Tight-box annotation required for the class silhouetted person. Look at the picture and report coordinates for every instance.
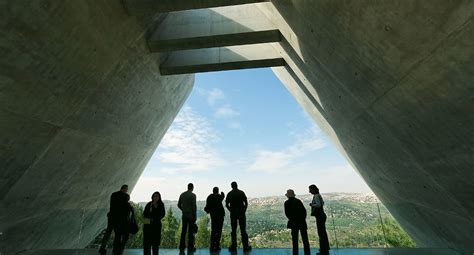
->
[143,191,165,255]
[226,181,251,252]
[284,189,310,255]
[204,187,225,252]
[109,184,132,255]
[309,184,330,255]
[178,183,197,253]
[99,185,128,255]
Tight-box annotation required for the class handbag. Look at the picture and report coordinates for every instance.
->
[129,209,139,234]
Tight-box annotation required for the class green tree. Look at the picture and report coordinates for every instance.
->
[195,216,211,248]
[382,217,416,248]
[162,206,179,248]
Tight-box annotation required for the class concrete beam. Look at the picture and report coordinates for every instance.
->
[122,0,270,15]
[149,29,281,52]
[148,4,278,51]
[160,43,285,75]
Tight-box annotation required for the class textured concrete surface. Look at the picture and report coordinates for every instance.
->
[160,43,285,75]
[257,1,474,254]
[19,248,462,255]
[0,1,193,254]
[122,0,270,15]
[148,5,280,52]
[1,0,473,255]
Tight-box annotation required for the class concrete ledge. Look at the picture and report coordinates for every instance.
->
[149,29,281,52]
[161,57,285,75]
[160,43,285,75]
[122,0,270,15]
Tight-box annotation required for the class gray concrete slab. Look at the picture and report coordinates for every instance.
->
[122,0,270,15]
[160,43,285,75]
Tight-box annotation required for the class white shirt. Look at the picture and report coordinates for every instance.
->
[311,194,324,208]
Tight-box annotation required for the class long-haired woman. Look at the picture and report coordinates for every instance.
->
[143,191,165,255]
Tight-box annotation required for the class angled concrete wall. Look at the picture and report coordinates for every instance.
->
[0,1,193,254]
[1,0,473,254]
[257,1,474,253]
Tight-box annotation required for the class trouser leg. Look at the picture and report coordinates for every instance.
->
[152,244,159,255]
[239,214,249,248]
[143,236,151,255]
[230,215,238,248]
[300,228,311,255]
[291,228,299,255]
[179,219,189,250]
[316,213,330,253]
[210,218,216,249]
[216,217,224,248]
[188,221,195,250]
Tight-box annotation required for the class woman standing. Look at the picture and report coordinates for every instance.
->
[309,184,330,255]
[143,191,165,255]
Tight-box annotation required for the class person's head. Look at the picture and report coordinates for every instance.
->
[187,183,194,191]
[151,191,161,203]
[308,184,319,195]
[285,189,296,198]
[120,184,129,193]
[213,187,219,194]
[231,181,238,189]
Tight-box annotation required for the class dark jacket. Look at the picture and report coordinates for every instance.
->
[204,193,225,218]
[284,197,308,230]
[109,191,131,224]
[143,201,165,243]
[226,189,248,216]
[143,201,165,226]
[178,190,197,219]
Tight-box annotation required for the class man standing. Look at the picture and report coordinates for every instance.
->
[309,184,330,255]
[204,187,225,252]
[108,184,132,255]
[178,183,197,253]
[284,189,310,255]
[226,181,251,252]
[99,185,129,254]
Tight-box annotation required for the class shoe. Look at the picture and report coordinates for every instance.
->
[98,248,107,255]
[243,246,252,252]
[228,247,237,252]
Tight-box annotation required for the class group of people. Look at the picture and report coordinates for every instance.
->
[98,182,330,255]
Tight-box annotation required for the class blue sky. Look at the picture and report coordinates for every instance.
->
[131,68,372,202]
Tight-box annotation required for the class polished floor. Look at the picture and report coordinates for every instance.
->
[20,248,461,255]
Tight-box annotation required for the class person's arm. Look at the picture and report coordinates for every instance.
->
[284,201,290,219]
[300,200,307,218]
[204,196,210,214]
[177,194,183,211]
[225,193,231,211]
[243,192,248,211]
[158,203,165,220]
[143,203,151,219]
[192,194,197,222]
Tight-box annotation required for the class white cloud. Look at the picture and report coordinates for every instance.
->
[207,88,225,106]
[215,105,240,118]
[156,106,225,173]
[228,122,242,129]
[247,125,326,173]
